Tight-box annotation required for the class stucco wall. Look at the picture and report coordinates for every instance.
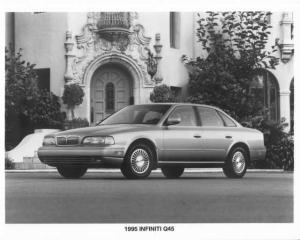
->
[5,12,14,48]
[137,12,194,90]
[14,12,68,97]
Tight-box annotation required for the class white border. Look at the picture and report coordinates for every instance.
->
[1,0,299,240]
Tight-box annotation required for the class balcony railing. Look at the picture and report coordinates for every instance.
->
[97,12,131,33]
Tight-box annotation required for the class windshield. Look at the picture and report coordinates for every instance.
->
[99,104,172,125]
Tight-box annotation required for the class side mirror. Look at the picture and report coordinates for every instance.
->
[166,116,181,126]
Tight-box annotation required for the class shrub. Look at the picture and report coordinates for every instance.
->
[243,117,294,170]
[150,84,175,103]
[63,118,89,130]
[62,84,84,119]
[28,89,65,129]
[5,156,15,170]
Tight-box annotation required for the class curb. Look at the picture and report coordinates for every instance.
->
[5,168,286,173]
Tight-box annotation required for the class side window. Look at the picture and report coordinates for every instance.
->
[167,106,197,126]
[142,111,163,124]
[218,111,237,127]
[197,107,224,127]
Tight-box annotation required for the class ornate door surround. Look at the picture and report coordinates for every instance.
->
[62,12,164,122]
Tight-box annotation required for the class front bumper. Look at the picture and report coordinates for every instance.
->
[38,146,126,167]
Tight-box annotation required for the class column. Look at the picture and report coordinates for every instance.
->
[279,90,291,132]
[153,33,163,84]
[64,31,75,83]
[279,12,294,63]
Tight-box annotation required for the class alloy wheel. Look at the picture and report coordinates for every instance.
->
[130,148,150,174]
[232,151,246,174]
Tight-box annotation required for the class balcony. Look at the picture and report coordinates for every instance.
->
[96,12,132,39]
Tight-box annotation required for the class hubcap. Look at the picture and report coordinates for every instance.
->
[130,148,150,174]
[232,151,246,174]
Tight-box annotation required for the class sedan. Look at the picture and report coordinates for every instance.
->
[38,103,266,179]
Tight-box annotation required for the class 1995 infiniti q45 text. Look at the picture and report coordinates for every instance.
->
[38,103,266,179]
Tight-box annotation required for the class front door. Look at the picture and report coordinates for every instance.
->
[162,106,201,162]
[91,65,131,124]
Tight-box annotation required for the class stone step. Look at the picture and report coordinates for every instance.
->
[32,156,43,163]
[18,154,54,169]
[23,157,34,163]
[14,162,55,170]
[23,155,43,164]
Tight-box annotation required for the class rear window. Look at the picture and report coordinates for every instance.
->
[218,111,237,127]
[197,107,224,127]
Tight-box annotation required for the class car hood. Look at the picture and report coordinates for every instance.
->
[50,124,155,137]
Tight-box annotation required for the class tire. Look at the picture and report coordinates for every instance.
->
[223,147,248,178]
[161,166,184,179]
[121,144,154,179]
[57,166,87,179]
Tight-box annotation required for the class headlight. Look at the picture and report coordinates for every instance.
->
[43,136,56,146]
[82,136,115,145]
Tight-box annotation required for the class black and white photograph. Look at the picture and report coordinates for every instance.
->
[1,0,299,239]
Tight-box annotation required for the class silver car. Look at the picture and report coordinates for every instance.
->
[38,103,266,179]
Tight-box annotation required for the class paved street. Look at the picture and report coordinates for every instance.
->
[5,171,293,223]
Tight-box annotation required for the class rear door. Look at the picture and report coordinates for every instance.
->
[195,107,234,161]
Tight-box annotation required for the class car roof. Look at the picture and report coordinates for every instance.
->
[135,103,223,111]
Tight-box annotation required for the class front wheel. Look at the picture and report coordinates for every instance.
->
[223,147,248,178]
[121,144,154,179]
[57,166,87,179]
[161,166,184,179]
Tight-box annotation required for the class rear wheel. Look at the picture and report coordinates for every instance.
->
[57,166,87,179]
[161,166,184,179]
[223,147,248,178]
[121,144,154,179]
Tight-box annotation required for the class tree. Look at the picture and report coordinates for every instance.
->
[5,46,39,150]
[5,46,65,150]
[62,84,85,119]
[5,46,39,117]
[182,11,279,121]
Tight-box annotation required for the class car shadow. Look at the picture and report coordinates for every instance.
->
[6,172,260,181]
[69,173,230,181]
[22,173,227,181]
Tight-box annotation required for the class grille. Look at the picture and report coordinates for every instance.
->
[56,136,80,146]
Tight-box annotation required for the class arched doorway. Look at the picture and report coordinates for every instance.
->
[250,69,280,121]
[90,64,133,124]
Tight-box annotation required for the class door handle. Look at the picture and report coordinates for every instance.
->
[225,136,232,139]
[193,135,202,138]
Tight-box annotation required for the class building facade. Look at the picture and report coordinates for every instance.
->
[5,12,294,129]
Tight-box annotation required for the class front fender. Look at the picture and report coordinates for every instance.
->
[112,130,163,157]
